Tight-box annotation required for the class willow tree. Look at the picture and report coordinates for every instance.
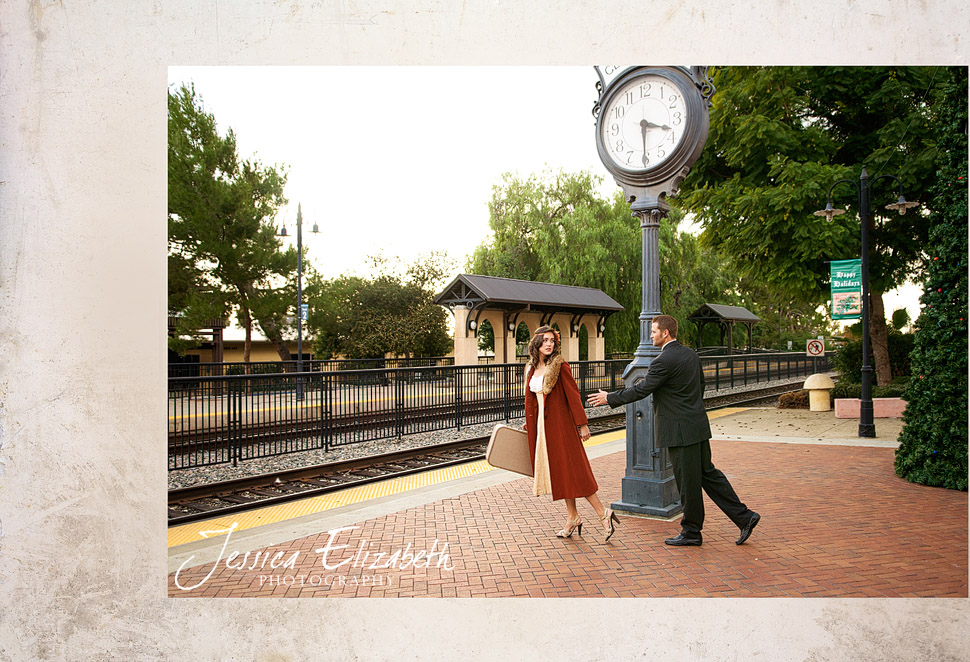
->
[468,170,736,354]
[467,170,641,354]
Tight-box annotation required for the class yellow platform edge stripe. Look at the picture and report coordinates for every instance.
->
[168,408,747,548]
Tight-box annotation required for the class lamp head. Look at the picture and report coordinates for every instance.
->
[813,202,846,223]
[886,195,919,216]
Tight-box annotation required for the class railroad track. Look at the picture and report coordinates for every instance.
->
[704,382,803,409]
[169,382,797,527]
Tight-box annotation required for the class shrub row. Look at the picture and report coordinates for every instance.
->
[775,378,911,410]
[830,378,910,400]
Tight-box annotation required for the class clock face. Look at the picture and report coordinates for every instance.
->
[599,73,689,172]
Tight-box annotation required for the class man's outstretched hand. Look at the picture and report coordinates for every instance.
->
[587,390,610,407]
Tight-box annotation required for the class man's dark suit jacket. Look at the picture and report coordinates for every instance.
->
[605,340,711,448]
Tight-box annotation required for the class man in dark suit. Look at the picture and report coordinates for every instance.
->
[587,315,760,546]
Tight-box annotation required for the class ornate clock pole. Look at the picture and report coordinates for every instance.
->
[592,66,716,516]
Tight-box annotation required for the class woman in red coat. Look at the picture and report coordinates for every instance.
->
[525,325,619,541]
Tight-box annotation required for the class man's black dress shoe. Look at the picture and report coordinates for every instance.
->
[736,512,761,545]
[664,533,702,546]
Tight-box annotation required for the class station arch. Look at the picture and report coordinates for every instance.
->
[515,321,532,360]
[477,319,495,359]
[578,321,590,361]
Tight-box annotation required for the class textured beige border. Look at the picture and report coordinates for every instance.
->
[1,2,968,659]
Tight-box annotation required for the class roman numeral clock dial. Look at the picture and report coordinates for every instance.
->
[600,73,687,172]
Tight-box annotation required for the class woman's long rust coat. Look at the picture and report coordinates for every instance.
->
[525,356,598,500]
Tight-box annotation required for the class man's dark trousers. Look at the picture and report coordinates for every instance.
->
[668,439,751,538]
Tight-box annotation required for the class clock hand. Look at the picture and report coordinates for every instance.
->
[640,120,648,165]
[641,119,672,131]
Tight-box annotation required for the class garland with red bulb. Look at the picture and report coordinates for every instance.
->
[894,67,968,490]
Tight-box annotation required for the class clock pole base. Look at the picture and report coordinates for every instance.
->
[612,474,682,518]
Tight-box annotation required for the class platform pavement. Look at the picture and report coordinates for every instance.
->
[168,407,967,598]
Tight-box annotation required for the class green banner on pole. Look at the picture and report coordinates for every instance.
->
[831,259,862,320]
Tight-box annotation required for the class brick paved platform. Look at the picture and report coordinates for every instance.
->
[168,409,968,598]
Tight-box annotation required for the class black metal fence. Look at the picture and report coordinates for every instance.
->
[168,352,830,470]
[701,351,831,391]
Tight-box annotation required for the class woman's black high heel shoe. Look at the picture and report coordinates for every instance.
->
[601,508,620,542]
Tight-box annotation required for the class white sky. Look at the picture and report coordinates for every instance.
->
[168,66,923,333]
[169,66,615,280]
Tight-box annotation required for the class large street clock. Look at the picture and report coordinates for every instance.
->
[594,66,714,208]
[592,65,716,518]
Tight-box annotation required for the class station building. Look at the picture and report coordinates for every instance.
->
[167,316,312,366]
[434,274,624,365]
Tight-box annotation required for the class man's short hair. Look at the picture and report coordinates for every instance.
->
[653,314,678,339]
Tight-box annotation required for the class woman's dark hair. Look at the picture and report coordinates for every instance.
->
[528,325,561,368]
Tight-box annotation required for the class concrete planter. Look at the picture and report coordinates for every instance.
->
[834,397,907,419]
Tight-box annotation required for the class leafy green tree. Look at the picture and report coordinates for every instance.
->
[678,66,949,384]
[306,253,453,359]
[895,68,968,490]
[168,82,297,361]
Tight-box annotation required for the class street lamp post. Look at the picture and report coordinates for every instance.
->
[815,167,917,437]
[776,305,783,351]
[279,202,319,400]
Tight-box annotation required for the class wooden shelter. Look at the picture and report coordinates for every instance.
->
[687,303,761,354]
[434,274,624,364]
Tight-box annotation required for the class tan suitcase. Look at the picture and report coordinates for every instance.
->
[485,424,533,477]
